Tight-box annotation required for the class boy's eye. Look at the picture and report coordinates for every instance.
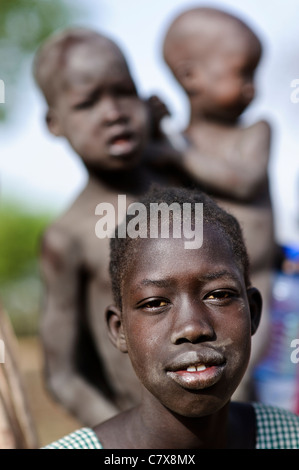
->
[73,98,95,110]
[139,299,169,310]
[205,290,235,301]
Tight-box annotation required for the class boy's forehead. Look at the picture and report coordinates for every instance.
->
[167,9,251,40]
[124,224,243,282]
[64,40,127,72]
[165,10,260,64]
[56,40,130,90]
[169,35,259,73]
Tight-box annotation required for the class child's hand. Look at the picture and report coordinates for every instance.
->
[145,94,171,140]
[143,95,185,170]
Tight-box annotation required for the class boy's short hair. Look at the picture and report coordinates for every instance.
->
[109,185,251,308]
[33,27,126,105]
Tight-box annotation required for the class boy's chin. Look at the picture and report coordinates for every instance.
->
[195,104,246,123]
[109,152,142,170]
[85,154,141,172]
[213,105,247,122]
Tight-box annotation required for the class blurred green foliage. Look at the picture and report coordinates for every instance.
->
[0,1,89,331]
[0,203,54,335]
[0,203,51,282]
[0,0,82,120]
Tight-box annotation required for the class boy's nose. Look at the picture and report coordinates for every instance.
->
[101,96,129,125]
[170,301,215,345]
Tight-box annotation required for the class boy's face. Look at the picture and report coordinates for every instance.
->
[110,224,261,417]
[175,37,259,121]
[47,40,149,170]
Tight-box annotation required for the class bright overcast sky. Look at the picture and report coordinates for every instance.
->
[0,0,298,245]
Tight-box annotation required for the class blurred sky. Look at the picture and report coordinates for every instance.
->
[0,0,299,245]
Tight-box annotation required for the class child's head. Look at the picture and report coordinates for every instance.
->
[106,186,262,417]
[163,7,262,122]
[33,28,149,171]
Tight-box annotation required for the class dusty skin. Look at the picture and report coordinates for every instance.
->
[162,7,276,400]
[35,28,173,426]
[94,221,262,449]
[42,187,299,449]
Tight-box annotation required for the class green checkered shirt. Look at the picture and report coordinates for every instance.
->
[43,427,103,449]
[43,403,299,449]
[253,402,299,449]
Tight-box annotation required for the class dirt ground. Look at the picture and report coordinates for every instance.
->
[17,335,81,448]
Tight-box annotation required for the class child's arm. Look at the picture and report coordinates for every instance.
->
[142,95,184,169]
[39,227,118,426]
[146,94,171,141]
[175,120,272,201]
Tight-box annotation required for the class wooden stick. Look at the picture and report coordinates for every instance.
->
[0,303,38,448]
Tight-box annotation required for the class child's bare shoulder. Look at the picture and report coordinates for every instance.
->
[41,179,107,257]
[243,119,271,139]
[242,119,271,144]
[93,408,136,449]
[41,210,84,269]
[41,176,124,272]
[239,119,271,162]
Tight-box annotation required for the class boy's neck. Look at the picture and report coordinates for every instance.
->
[135,401,231,449]
[94,391,256,449]
[125,400,255,449]
[86,163,154,195]
[95,401,231,449]
[189,109,240,129]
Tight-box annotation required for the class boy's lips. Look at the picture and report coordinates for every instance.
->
[166,350,226,391]
[108,131,138,157]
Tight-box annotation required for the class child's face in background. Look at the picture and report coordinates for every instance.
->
[191,48,256,121]
[48,40,149,171]
[117,224,261,417]
[173,34,260,122]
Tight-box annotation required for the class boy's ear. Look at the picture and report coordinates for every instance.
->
[247,287,262,336]
[106,305,128,353]
[46,108,63,136]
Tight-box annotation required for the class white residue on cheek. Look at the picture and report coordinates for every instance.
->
[217,338,233,349]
